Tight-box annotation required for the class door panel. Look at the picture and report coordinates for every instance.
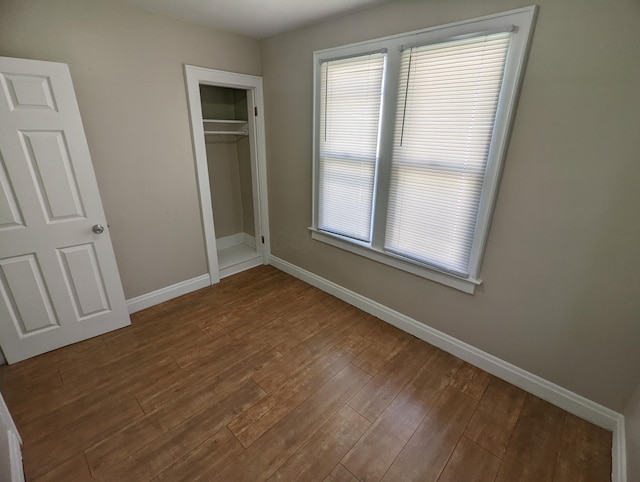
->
[0,254,58,334]
[0,154,23,228]
[21,130,85,221]
[0,56,130,363]
[57,243,110,318]
[2,73,57,111]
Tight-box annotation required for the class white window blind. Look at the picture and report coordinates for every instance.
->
[385,33,511,276]
[318,52,385,242]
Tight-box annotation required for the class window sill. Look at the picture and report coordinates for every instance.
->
[309,228,481,294]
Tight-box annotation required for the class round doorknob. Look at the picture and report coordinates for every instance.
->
[92,224,105,234]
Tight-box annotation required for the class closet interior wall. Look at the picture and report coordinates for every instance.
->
[200,85,257,271]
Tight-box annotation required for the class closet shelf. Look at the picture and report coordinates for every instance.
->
[204,130,248,136]
[203,119,248,124]
[202,119,248,136]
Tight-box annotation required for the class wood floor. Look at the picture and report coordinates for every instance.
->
[0,266,612,481]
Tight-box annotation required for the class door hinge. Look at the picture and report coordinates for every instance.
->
[254,106,258,116]
[261,236,265,244]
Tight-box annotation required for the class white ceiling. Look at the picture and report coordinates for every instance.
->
[112,0,391,39]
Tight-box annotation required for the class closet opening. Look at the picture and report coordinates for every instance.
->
[185,66,270,285]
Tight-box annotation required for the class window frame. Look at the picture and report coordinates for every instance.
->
[311,6,538,294]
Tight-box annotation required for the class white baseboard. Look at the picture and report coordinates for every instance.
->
[217,233,257,250]
[618,420,628,482]
[269,255,627,482]
[126,274,211,314]
[216,233,244,250]
[243,233,256,249]
[219,256,263,280]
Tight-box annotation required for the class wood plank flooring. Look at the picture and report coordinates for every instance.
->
[0,266,612,481]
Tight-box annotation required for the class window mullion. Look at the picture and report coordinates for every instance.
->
[370,48,402,250]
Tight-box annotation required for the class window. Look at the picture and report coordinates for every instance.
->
[318,52,385,242]
[311,7,537,293]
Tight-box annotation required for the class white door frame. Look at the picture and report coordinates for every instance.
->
[184,65,270,285]
[0,393,23,482]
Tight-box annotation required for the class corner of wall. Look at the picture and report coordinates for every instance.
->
[624,383,640,482]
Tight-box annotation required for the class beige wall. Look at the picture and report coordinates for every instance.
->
[206,139,244,239]
[260,0,640,412]
[626,382,640,481]
[0,0,261,298]
[237,137,256,237]
[205,136,255,239]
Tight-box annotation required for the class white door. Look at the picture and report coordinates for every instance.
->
[0,56,130,364]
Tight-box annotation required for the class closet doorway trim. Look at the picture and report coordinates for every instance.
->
[184,65,271,284]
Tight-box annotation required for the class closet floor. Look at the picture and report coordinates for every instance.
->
[218,242,259,269]
[0,266,612,481]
